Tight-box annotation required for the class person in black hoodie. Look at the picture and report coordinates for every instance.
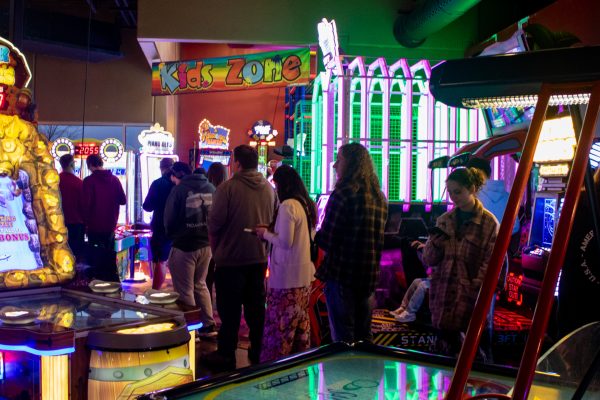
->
[143,157,175,290]
[165,162,217,335]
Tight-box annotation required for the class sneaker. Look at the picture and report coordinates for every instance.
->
[394,310,416,323]
[198,325,218,338]
[202,350,236,371]
[389,307,405,317]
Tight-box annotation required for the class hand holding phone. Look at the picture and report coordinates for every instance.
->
[428,226,449,239]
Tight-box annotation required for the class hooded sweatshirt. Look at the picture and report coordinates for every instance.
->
[478,179,520,235]
[164,174,215,252]
[82,169,126,233]
[208,169,276,266]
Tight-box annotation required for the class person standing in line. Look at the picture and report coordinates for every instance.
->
[164,162,217,337]
[421,167,499,357]
[142,157,175,290]
[205,162,228,298]
[315,142,388,343]
[255,165,316,362]
[207,145,276,369]
[82,154,126,282]
[58,154,85,262]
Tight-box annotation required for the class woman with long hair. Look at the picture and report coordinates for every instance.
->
[421,167,498,356]
[315,142,388,343]
[255,165,316,361]
[207,162,228,188]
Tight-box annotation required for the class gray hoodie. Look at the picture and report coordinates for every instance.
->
[208,169,276,266]
[478,179,520,235]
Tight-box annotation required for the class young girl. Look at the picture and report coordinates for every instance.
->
[421,167,499,343]
[255,165,316,362]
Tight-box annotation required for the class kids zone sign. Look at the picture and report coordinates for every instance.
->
[152,48,310,96]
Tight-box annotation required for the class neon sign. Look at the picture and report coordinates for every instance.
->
[152,48,310,96]
[506,272,523,306]
[198,119,230,149]
[534,116,577,163]
[317,18,342,76]
[248,120,278,145]
[138,123,175,155]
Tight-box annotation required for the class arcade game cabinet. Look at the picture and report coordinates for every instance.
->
[191,119,231,171]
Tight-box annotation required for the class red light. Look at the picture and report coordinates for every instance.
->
[0,93,5,109]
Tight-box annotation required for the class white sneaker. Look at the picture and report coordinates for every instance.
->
[389,307,405,317]
[395,311,416,323]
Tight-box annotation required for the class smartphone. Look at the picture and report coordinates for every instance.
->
[428,226,449,238]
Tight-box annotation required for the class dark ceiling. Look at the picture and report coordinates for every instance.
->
[0,0,557,62]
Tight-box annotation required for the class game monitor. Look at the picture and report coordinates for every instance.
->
[528,193,564,250]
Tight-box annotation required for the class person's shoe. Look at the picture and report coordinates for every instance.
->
[202,350,236,371]
[389,307,405,317]
[197,325,218,339]
[394,310,416,323]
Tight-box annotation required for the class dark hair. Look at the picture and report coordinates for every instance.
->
[466,157,492,178]
[193,167,207,175]
[171,161,192,179]
[447,167,486,192]
[234,145,259,170]
[86,154,103,168]
[59,154,74,170]
[273,165,317,228]
[160,157,175,170]
[207,162,228,187]
[336,142,385,202]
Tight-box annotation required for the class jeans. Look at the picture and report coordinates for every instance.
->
[324,280,374,343]
[86,231,119,282]
[66,223,85,262]
[169,246,215,327]
[401,278,430,314]
[215,263,267,359]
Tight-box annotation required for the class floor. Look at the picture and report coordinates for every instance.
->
[127,269,252,379]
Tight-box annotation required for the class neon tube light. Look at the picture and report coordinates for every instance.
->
[0,344,75,356]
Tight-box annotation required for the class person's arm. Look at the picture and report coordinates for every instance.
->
[314,190,346,252]
[142,181,157,212]
[421,219,448,266]
[208,186,227,250]
[261,202,295,249]
[115,176,126,206]
[163,190,179,240]
[477,219,500,282]
[81,178,92,226]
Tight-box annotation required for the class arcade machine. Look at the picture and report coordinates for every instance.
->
[192,118,231,171]
[0,36,198,400]
[50,137,138,280]
[248,120,278,176]
[521,116,575,294]
[138,123,179,225]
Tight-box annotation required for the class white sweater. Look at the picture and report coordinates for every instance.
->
[263,199,315,289]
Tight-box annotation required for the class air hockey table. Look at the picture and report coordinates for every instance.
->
[141,322,600,400]
[139,342,516,399]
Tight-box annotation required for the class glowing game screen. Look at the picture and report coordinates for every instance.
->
[0,171,43,272]
[529,196,564,249]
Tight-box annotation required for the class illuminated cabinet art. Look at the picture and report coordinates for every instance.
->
[294,57,488,204]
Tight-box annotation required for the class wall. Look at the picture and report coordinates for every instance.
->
[29,28,155,126]
[176,44,288,161]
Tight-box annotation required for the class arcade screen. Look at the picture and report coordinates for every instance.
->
[485,106,535,135]
[529,195,564,249]
[0,170,42,272]
[315,194,331,231]
[198,149,231,171]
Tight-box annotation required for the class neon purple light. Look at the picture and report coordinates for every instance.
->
[403,203,410,213]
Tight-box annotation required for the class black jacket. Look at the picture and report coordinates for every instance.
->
[164,174,215,251]
[142,173,174,237]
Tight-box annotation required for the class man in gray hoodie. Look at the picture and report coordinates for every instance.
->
[164,162,217,336]
[207,145,277,369]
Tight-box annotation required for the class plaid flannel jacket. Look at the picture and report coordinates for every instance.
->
[314,185,388,294]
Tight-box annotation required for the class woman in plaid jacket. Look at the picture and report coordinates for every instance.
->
[422,167,499,339]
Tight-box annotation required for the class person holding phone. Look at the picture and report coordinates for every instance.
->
[254,165,316,362]
[421,167,499,355]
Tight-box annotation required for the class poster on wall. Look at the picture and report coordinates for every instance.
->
[152,48,310,96]
[0,171,43,272]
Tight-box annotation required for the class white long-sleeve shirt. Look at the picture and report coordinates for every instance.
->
[263,199,315,289]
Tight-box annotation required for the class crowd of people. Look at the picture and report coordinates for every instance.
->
[58,141,507,370]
